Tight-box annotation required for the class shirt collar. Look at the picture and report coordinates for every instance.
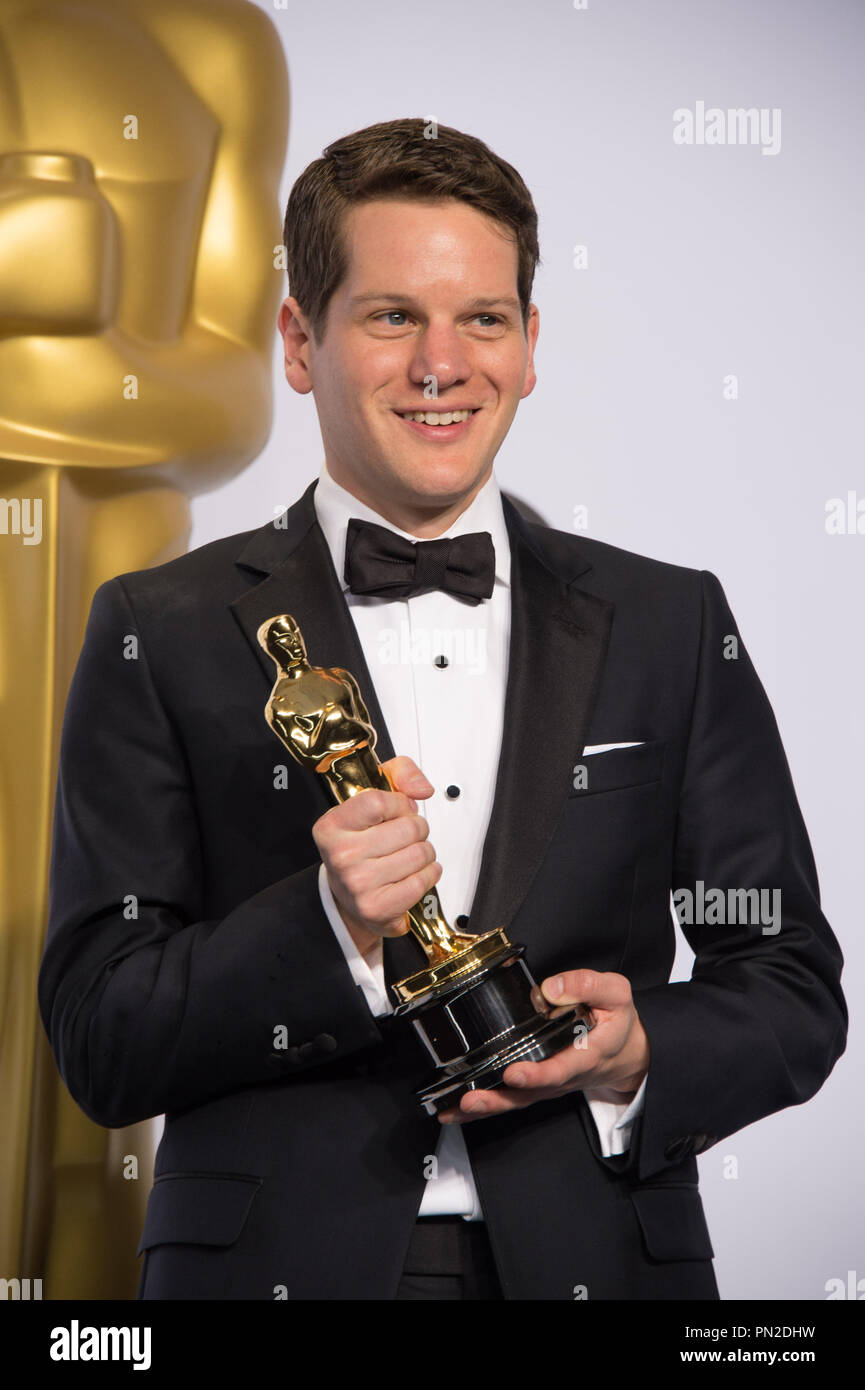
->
[313,459,511,593]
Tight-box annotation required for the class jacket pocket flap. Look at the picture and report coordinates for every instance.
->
[137,1173,263,1255]
[629,1185,715,1262]
[570,740,665,796]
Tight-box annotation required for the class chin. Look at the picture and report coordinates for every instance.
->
[390,458,489,500]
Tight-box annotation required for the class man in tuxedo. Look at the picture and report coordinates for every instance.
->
[39,118,847,1300]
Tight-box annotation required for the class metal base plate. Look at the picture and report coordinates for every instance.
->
[416,1009,593,1116]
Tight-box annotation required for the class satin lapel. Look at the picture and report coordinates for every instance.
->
[229,481,397,766]
[228,483,416,985]
[465,500,615,939]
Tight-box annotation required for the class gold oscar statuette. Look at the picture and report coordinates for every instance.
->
[257,613,591,1113]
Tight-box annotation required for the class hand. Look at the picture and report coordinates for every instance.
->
[437,968,650,1124]
[312,755,442,957]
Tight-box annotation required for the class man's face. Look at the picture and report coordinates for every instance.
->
[278,197,539,533]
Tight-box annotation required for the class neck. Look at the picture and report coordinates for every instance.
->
[326,464,491,538]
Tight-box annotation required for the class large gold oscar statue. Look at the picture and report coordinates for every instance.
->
[0,0,288,1296]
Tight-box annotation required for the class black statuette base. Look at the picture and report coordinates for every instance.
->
[393,943,594,1116]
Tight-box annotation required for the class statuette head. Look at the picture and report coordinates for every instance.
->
[257,613,307,668]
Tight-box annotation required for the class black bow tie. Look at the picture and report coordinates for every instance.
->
[343,517,495,603]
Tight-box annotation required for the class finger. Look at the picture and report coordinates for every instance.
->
[345,837,437,897]
[353,809,431,860]
[358,860,443,927]
[325,786,420,830]
[440,1084,565,1121]
[322,813,433,882]
[540,968,631,1012]
[381,756,434,800]
[500,1044,597,1092]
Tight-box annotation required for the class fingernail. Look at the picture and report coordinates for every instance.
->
[508,1070,526,1087]
[410,774,433,792]
[546,975,564,999]
[464,1098,485,1113]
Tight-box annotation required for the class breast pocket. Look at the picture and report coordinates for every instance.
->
[570,739,666,797]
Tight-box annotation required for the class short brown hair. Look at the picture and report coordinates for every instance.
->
[282,117,540,344]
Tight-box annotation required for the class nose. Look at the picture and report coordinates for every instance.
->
[408,317,473,394]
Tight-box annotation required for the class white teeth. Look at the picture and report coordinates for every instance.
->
[401,409,474,425]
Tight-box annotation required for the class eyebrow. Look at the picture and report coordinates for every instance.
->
[348,292,521,313]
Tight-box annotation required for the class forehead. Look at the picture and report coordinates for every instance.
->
[339,197,518,299]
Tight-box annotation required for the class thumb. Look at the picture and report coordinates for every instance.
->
[382,754,434,798]
[540,969,628,1011]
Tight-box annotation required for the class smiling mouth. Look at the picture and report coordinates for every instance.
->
[395,408,478,426]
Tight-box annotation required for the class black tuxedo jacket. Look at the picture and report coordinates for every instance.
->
[38,480,847,1300]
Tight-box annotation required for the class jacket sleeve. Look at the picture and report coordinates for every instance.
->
[605,569,847,1182]
[38,576,386,1129]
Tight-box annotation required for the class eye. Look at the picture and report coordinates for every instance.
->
[371,310,505,328]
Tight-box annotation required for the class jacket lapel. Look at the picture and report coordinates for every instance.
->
[229,481,397,766]
[228,480,614,965]
[230,483,423,984]
[466,497,614,939]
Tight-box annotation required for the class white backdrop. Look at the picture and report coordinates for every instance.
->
[189,0,864,1300]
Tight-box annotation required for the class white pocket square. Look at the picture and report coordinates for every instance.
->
[582,742,645,755]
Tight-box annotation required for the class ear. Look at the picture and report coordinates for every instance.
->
[519,302,540,401]
[278,295,314,396]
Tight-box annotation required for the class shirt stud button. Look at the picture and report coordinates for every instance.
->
[434,654,449,669]
[445,784,460,799]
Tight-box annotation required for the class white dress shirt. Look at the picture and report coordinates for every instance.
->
[312,460,646,1219]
